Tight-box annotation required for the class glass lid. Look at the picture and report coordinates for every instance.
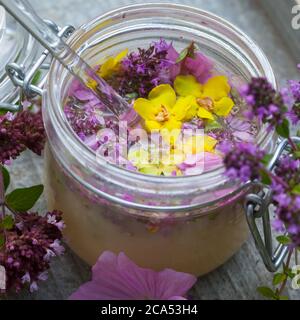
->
[0,6,39,104]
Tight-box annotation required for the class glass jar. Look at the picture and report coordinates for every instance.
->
[43,4,277,276]
[0,6,40,106]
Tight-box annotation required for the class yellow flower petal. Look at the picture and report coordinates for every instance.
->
[98,49,128,79]
[98,57,115,78]
[115,49,129,63]
[214,97,234,117]
[172,96,194,121]
[87,79,98,90]
[202,76,231,101]
[128,148,150,168]
[183,96,199,121]
[162,118,182,132]
[139,165,161,176]
[160,119,182,145]
[204,135,218,152]
[197,107,214,120]
[174,75,202,98]
[134,98,160,121]
[184,135,217,154]
[162,149,185,166]
[144,120,162,132]
[148,84,177,111]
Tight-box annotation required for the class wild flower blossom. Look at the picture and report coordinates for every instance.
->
[240,77,286,128]
[70,251,197,300]
[0,210,64,293]
[114,39,174,97]
[0,110,45,164]
[221,141,266,182]
[286,79,300,125]
[271,155,300,245]
[167,42,213,84]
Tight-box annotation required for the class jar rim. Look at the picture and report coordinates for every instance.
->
[44,3,277,211]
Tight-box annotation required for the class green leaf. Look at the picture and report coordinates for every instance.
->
[273,273,286,286]
[294,151,300,159]
[257,286,276,299]
[1,166,10,191]
[276,119,290,139]
[0,215,14,230]
[285,268,296,279]
[125,92,138,100]
[204,119,222,132]
[31,70,42,86]
[278,295,289,300]
[176,48,189,63]
[5,185,44,212]
[262,154,273,166]
[292,184,300,195]
[0,234,4,248]
[276,235,291,245]
[259,169,272,185]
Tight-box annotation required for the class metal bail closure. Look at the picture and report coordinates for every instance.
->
[244,137,300,272]
[2,20,75,112]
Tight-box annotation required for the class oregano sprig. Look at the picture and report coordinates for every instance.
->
[222,70,300,299]
[0,166,65,293]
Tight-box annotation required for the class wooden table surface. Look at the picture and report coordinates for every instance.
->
[6,0,300,300]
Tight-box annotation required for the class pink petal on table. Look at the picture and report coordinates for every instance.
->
[69,251,197,300]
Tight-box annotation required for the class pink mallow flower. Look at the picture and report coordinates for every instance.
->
[167,45,213,84]
[69,251,197,300]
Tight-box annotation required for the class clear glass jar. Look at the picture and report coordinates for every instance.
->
[0,7,40,105]
[43,4,277,276]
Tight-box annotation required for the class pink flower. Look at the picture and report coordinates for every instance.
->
[182,53,213,84]
[69,251,197,300]
[167,45,213,83]
[178,152,223,176]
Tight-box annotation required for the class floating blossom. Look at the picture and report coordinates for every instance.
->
[240,77,286,128]
[174,75,234,119]
[168,42,213,83]
[0,110,45,164]
[133,84,194,135]
[64,104,105,137]
[69,251,197,300]
[221,142,266,182]
[178,152,223,176]
[114,40,174,97]
[98,49,128,79]
[0,211,64,293]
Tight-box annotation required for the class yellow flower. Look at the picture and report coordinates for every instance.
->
[133,84,195,135]
[87,49,128,90]
[98,49,128,78]
[174,75,234,120]
[127,134,217,176]
[127,146,182,176]
[183,135,218,154]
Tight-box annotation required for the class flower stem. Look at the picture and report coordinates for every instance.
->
[288,137,298,152]
[269,171,289,189]
[276,249,293,297]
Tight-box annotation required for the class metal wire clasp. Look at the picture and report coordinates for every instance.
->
[245,137,300,272]
[2,20,75,112]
